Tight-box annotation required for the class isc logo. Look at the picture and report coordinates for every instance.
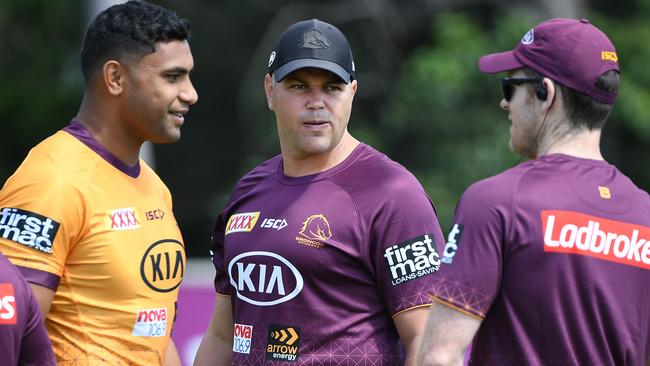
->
[145,209,165,221]
[225,212,260,235]
[0,284,17,324]
[228,251,304,306]
[140,239,185,292]
[108,207,141,230]
[601,51,618,62]
[442,224,463,264]
[260,218,288,231]
[0,207,60,253]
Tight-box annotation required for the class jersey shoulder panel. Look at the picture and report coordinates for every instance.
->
[139,160,174,208]
[227,154,280,204]
[5,131,100,188]
[329,145,429,208]
[460,159,540,206]
[0,131,96,280]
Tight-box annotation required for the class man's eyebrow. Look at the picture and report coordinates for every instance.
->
[162,67,190,74]
[283,75,304,83]
[325,78,344,84]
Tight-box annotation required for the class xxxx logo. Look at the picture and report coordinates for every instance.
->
[295,214,331,249]
[225,212,260,235]
[107,208,141,230]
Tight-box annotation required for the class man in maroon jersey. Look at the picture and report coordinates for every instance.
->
[418,18,650,366]
[0,252,55,365]
[195,19,445,365]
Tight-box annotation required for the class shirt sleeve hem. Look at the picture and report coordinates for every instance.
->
[430,295,485,321]
[17,266,60,290]
[391,303,432,318]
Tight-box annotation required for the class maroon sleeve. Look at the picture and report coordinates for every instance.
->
[19,281,56,366]
[429,180,509,319]
[211,210,233,295]
[0,253,56,366]
[369,181,445,316]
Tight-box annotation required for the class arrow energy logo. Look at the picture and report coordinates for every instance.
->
[266,325,300,362]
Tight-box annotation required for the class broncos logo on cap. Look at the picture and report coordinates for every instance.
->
[298,214,332,241]
[300,30,330,49]
[521,29,534,45]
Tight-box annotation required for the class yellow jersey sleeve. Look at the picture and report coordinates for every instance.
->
[0,143,87,287]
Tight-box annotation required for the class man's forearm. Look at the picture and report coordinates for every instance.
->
[193,332,232,366]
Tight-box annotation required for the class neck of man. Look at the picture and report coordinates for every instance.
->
[537,121,604,160]
[282,132,360,177]
[75,92,143,167]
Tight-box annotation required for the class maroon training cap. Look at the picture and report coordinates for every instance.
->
[478,18,619,104]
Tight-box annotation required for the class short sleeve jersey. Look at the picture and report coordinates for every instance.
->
[211,144,444,365]
[432,154,650,365]
[0,121,186,365]
[0,252,56,366]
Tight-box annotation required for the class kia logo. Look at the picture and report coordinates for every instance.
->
[140,239,185,292]
[228,251,303,306]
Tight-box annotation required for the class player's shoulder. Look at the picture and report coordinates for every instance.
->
[0,253,29,295]
[605,163,650,204]
[230,154,280,197]
[333,144,423,190]
[461,159,541,205]
[4,131,96,190]
[139,160,168,187]
[0,253,20,280]
[330,144,431,206]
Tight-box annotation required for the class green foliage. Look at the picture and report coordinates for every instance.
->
[1,2,648,254]
[600,15,650,138]
[0,0,83,180]
[379,12,537,230]
[379,10,650,232]
[593,13,650,189]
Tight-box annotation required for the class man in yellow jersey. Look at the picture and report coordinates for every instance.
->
[0,1,198,365]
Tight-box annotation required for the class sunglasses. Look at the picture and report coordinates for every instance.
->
[501,77,541,101]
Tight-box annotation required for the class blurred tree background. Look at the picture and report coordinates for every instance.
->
[1,0,648,257]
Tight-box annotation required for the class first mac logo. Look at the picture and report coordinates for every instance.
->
[0,207,60,253]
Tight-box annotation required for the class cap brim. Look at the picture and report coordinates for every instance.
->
[273,59,351,83]
[478,50,524,74]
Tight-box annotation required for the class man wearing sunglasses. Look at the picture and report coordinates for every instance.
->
[417,18,650,365]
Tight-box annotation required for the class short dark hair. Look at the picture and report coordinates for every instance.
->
[523,68,619,130]
[80,0,191,82]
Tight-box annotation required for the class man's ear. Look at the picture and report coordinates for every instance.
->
[541,77,556,111]
[349,79,358,98]
[264,73,274,111]
[103,60,126,96]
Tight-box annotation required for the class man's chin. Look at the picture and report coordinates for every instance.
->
[148,132,181,144]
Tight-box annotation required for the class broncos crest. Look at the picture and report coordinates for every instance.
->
[300,30,330,49]
[298,214,332,241]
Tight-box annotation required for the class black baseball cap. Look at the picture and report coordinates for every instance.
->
[267,19,355,83]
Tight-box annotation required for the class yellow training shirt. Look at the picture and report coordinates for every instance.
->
[0,122,185,365]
